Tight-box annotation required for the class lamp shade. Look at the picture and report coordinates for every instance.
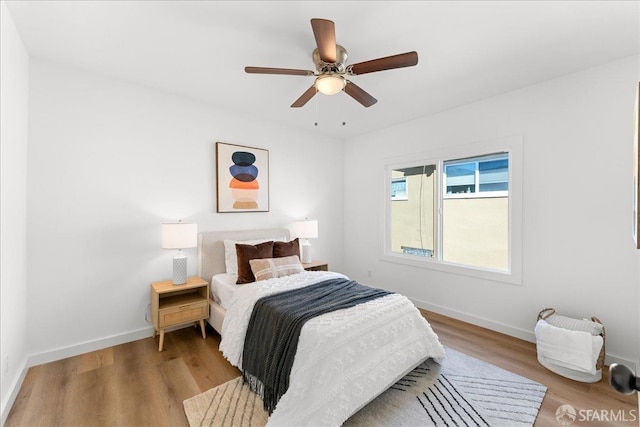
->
[161,222,198,249]
[295,219,318,239]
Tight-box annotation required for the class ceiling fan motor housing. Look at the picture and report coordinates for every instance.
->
[313,45,348,73]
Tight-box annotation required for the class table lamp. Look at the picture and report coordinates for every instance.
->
[295,219,318,264]
[162,221,198,285]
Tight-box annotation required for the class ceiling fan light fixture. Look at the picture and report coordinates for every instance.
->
[315,75,346,95]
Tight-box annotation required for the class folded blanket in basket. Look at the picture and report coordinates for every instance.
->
[535,319,603,375]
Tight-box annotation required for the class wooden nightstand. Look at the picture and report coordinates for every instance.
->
[302,260,328,271]
[150,276,209,352]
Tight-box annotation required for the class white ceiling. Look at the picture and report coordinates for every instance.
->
[6,1,640,139]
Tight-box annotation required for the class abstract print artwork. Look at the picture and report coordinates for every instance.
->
[216,142,269,212]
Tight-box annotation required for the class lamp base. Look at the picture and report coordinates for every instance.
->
[173,256,187,285]
[300,240,312,264]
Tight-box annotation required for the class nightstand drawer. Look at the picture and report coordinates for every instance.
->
[158,300,208,328]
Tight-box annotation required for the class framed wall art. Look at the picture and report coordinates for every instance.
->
[216,142,269,213]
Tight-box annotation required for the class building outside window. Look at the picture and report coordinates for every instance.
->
[444,154,509,196]
[391,176,408,200]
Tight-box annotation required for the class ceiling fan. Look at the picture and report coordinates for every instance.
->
[245,18,418,108]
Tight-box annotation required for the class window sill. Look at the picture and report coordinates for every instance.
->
[380,252,522,286]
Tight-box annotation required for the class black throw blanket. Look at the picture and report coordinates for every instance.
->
[242,278,393,414]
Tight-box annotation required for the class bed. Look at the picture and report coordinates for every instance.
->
[197,228,445,426]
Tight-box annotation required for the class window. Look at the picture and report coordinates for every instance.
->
[383,137,523,285]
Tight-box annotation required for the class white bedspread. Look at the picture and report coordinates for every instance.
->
[211,272,240,309]
[220,270,446,426]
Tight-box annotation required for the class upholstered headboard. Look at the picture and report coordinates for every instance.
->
[197,228,291,283]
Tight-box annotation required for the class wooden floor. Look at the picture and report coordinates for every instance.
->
[424,311,637,426]
[5,310,637,426]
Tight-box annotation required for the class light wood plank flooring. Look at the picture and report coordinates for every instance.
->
[6,310,637,426]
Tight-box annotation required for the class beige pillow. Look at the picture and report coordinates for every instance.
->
[249,255,304,282]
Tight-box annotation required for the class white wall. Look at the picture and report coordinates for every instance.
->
[344,55,640,367]
[0,2,30,423]
[26,59,344,363]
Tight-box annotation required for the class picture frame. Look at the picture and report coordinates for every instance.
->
[216,142,269,213]
[634,82,639,248]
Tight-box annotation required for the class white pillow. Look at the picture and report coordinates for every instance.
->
[223,237,286,275]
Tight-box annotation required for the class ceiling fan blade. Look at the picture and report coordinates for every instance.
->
[291,86,317,108]
[349,51,418,75]
[344,81,377,107]
[245,66,314,76]
[311,19,337,63]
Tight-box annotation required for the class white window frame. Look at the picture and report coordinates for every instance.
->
[381,136,523,285]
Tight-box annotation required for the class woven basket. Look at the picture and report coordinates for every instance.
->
[537,307,605,371]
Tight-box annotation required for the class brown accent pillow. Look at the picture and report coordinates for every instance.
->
[273,238,300,258]
[235,241,274,284]
[249,255,304,281]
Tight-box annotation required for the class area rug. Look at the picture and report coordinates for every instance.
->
[183,347,547,427]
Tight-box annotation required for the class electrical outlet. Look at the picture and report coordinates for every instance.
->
[367,270,373,278]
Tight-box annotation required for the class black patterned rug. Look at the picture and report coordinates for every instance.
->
[183,347,547,426]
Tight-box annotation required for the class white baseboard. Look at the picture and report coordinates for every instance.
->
[28,326,155,367]
[412,298,638,372]
[1,358,28,427]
